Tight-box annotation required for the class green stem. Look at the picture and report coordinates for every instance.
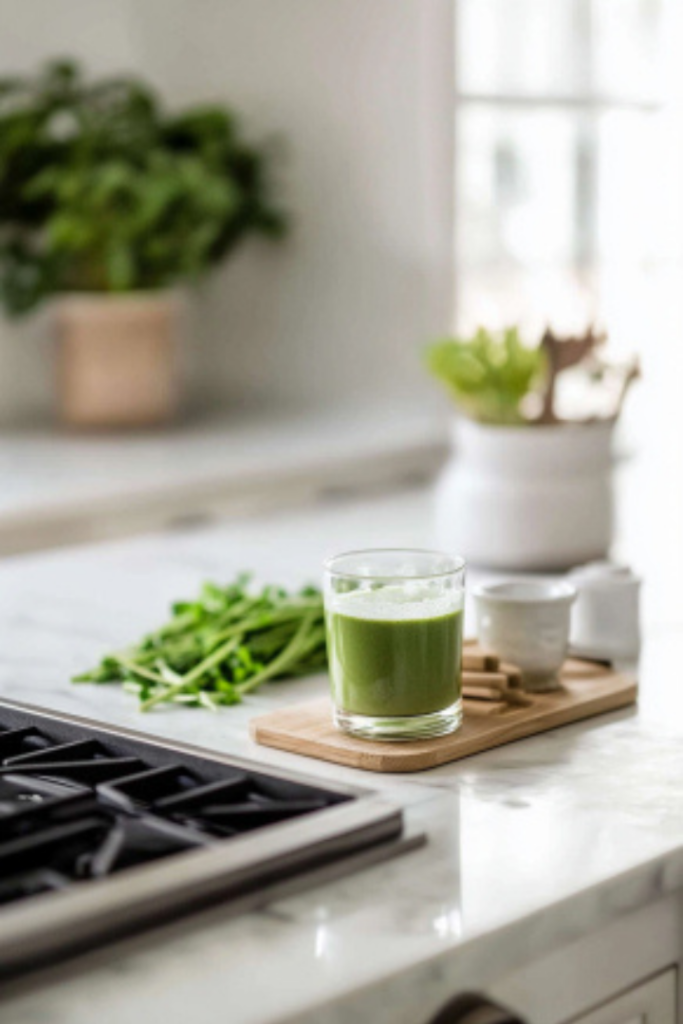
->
[116,657,167,686]
[236,613,318,696]
[140,635,242,712]
[192,606,315,656]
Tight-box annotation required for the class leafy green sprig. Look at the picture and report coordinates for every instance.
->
[0,60,285,314]
[425,326,545,425]
[73,576,327,712]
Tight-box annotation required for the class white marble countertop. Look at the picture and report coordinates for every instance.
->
[0,487,681,1024]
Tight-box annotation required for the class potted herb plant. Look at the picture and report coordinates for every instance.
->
[0,61,285,427]
[425,326,639,570]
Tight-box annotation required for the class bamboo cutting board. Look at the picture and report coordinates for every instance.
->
[250,659,637,773]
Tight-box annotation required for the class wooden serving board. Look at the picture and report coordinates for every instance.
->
[250,659,637,773]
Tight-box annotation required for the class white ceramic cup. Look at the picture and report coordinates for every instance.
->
[473,580,577,691]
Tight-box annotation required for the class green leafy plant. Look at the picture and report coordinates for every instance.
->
[74,575,327,712]
[425,326,545,425]
[0,60,285,315]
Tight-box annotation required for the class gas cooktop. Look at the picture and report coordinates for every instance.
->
[0,699,407,978]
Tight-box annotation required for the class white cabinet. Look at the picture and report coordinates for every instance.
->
[490,898,679,1024]
[567,971,676,1024]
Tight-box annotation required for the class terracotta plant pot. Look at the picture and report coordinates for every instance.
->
[55,292,180,428]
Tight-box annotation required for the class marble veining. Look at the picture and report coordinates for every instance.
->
[0,490,681,1023]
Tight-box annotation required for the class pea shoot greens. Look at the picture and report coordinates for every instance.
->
[73,576,327,712]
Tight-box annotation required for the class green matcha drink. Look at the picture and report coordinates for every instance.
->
[327,588,462,717]
[324,550,465,741]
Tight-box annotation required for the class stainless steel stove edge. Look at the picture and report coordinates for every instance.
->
[0,697,407,977]
[0,696,371,798]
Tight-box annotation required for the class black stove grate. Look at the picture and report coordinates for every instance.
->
[0,707,350,904]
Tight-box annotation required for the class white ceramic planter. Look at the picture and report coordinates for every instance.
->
[435,418,615,571]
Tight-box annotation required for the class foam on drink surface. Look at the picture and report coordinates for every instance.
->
[330,584,462,622]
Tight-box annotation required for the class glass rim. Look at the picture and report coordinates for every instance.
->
[323,547,466,582]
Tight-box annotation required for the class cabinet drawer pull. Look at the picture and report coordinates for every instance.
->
[426,993,526,1024]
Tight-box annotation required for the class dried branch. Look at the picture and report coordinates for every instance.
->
[538,325,606,424]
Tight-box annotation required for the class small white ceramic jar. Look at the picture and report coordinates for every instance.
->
[473,580,577,691]
[569,562,641,661]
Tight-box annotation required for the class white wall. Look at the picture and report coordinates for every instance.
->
[0,0,454,423]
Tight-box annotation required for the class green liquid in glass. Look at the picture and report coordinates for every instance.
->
[327,589,463,718]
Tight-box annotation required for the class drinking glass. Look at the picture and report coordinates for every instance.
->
[323,549,465,741]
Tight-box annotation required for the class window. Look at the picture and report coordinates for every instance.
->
[454,0,679,356]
